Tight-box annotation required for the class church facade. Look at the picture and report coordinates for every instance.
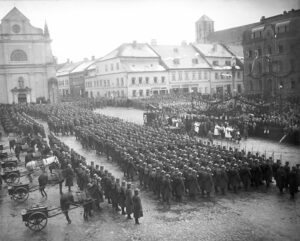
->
[0,7,57,104]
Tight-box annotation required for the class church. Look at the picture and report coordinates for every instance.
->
[0,7,58,104]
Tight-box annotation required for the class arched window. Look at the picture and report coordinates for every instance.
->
[18,77,24,89]
[10,49,27,61]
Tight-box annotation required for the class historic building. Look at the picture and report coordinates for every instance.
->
[192,43,244,96]
[150,43,211,94]
[85,42,168,99]
[0,7,57,104]
[243,9,300,97]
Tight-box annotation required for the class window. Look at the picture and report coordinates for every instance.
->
[178,72,182,80]
[225,60,231,66]
[173,58,180,64]
[139,90,143,96]
[105,65,108,72]
[192,72,196,80]
[278,45,284,54]
[132,77,135,85]
[18,77,25,88]
[100,80,103,86]
[290,59,295,71]
[215,72,219,80]
[204,72,207,79]
[205,87,208,94]
[10,49,27,61]
[257,48,262,57]
[132,90,136,97]
[192,58,198,64]
[146,90,150,96]
[116,63,119,70]
[121,90,124,97]
[267,46,272,55]
[291,80,295,89]
[145,77,149,84]
[258,62,262,74]
[117,78,119,86]
[237,71,241,79]
[212,60,219,66]
[154,77,158,83]
[248,50,253,58]
[121,78,124,86]
[103,80,106,86]
[172,72,176,81]
[111,64,114,71]
[139,77,142,84]
[161,76,165,83]
[198,71,202,80]
[250,80,253,91]
[185,71,189,80]
[199,87,202,93]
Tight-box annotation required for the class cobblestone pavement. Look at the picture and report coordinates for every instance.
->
[0,120,299,241]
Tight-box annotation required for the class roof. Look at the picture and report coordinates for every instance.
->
[101,43,158,61]
[196,15,213,22]
[122,62,166,72]
[56,62,82,76]
[70,60,95,73]
[224,45,244,60]
[150,44,210,69]
[1,7,29,22]
[193,43,233,58]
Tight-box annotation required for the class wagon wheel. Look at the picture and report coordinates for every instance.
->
[5,172,20,185]
[12,187,29,202]
[27,212,48,231]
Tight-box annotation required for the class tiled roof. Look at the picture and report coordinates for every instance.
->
[151,45,210,69]
[101,43,158,61]
[56,62,82,76]
[70,60,95,73]
[193,43,233,58]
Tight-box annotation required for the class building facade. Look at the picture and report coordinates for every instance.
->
[193,43,244,95]
[85,42,168,99]
[243,9,300,97]
[0,7,57,104]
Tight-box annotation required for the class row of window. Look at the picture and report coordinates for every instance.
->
[171,71,209,81]
[248,78,298,91]
[58,79,69,86]
[248,59,294,74]
[131,76,165,85]
[251,23,289,39]
[212,60,232,66]
[86,78,125,88]
[215,71,241,80]
[247,44,285,58]
[103,62,120,72]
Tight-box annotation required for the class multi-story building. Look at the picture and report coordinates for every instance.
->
[69,58,95,97]
[0,7,57,104]
[243,9,300,97]
[56,60,81,97]
[193,43,244,95]
[150,43,211,94]
[85,42,168,99]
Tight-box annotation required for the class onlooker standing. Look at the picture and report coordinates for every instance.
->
[133,189,143,224]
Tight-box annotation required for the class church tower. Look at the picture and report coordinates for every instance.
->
[195,15,214,43]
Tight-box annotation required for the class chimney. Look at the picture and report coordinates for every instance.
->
[151,39,157,46]
[91,56,95,60]
[132,40,137,48]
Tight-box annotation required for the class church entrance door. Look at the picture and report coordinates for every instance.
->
[18,93,27,103]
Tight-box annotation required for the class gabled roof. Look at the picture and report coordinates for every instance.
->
[150,44,211,69]
[1,7,29,22]
[70,60,95,74]
[101,43,159,61]
[122,62,166,72]
[193,43,233,58]
[56,62,82,76]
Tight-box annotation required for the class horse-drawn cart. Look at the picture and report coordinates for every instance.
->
[22,192,94,231]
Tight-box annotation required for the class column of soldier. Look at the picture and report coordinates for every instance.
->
[17,104,300,201]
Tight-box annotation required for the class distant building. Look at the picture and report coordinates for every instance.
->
[243,9,300,97]
[85,42,168,99]
[193,43,244,95]
[150,43,211,94]
[0,7,57,104]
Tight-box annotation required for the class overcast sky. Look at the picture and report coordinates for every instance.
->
[0,0,299,63]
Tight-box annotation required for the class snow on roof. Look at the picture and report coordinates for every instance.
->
[70,60,95,73]
[101,43,159,61]
[193,43,233,58]
[56,62,82,76]
[122,62,166,72]
[151,45,210,69]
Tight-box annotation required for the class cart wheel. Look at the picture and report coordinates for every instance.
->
[27,212,48,231]
[6,173,20,185]
[12,187,29,202]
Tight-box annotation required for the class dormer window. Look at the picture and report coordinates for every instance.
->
[192,58,198,64]
[173,58,180,64]
[275,21,290,34]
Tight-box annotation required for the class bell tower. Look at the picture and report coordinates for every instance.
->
[195,15,214,43]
